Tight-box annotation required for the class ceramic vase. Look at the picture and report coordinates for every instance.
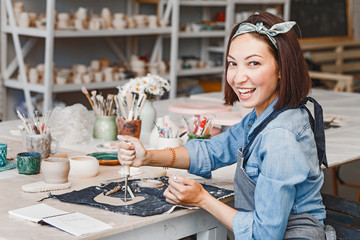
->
[93,115,118,140]
[140,100,156,143]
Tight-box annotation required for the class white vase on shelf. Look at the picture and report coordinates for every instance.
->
[140,100,157,144]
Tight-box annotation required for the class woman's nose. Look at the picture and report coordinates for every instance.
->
[234,68,248,84]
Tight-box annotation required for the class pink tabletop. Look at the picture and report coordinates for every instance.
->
[213,111,243,126]
[168,102,231,116]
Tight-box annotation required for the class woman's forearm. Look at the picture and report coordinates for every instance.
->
[146,146,190,169]
[201,191,237,231]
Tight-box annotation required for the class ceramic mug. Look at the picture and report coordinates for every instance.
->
[0,143,7,166]
[69,156,99,178]
[41,157,70,184]
[17,152,41,175]
[26,133,58,159]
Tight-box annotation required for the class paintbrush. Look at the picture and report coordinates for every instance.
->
[116,94,127,119]
[81,86,95,109]
[107,94,114,116]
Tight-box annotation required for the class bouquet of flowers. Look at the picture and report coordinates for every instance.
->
[118,73,171,99]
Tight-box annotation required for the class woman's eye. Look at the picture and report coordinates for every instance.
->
[228,61,236,66]
[249,61,259,66]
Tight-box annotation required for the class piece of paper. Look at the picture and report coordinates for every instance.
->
[8,203,68,223]
[43,212,113,237]
[8,203,112,236]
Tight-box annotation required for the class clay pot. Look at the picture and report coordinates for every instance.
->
[69,156,99,178]
[41,157,70,184]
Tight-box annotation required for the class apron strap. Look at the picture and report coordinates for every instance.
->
[242,97,328,168]
[300,97,328,168]
[242,107,288,167]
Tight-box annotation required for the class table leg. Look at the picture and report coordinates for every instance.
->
[331,167,339,196]
[197,225,227,240]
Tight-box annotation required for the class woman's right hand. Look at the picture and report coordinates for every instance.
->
[117,135,148,167]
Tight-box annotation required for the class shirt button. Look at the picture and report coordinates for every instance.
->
[248,124,252,127]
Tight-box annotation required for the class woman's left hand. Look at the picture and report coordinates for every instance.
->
[164,175,209,208]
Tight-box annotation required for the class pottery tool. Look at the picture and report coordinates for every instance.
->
[126,95,136,121]
[133,93,147,120]
[16,110,32,133]
[117,140,135,202]
[81,86,95,110]
[116,95,127,119]
[125,93,134,112]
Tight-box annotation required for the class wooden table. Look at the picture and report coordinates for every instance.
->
[1,88,359,239]
[0,120,234,239]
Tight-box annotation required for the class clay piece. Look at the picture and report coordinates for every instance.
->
[137,179,165,188]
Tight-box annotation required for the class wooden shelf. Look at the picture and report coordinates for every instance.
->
[2,26,172,38]
[179,30,226,38]
[177,66,224,77]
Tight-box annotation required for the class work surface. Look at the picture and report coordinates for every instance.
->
[0,89,359,239]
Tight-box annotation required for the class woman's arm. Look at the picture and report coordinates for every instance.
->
[117,135,190,169]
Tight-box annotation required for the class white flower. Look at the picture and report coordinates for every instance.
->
[118,74,170,98]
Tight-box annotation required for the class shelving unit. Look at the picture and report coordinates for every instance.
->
[171,0,289,95]
[0,0,290,119]
[0,0,177,118]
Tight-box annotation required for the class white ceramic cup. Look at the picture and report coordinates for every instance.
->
[69,156,99,178]
[41,157,70,184]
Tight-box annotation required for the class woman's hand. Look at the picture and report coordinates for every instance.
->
[117,135,148,167]
[164,175,211,208]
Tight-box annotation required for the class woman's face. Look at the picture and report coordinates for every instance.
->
[227,33,279,117]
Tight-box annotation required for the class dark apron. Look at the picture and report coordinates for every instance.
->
[234,97,327,239]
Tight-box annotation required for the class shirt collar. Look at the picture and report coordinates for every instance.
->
[248,98,279,136]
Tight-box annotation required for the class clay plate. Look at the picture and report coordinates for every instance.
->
[87,152,119,165]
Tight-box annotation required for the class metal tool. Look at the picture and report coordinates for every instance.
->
[124,165,130,202]
[118,140,135,202]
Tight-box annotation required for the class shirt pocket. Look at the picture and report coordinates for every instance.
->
[245,164,259,182]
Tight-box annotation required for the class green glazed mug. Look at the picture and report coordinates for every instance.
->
[0,143,7,167]
[17,152,41,175]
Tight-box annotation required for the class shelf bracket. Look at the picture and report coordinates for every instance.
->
[105,37,128,66]
[4,0,34,116]
[5,38,38,79]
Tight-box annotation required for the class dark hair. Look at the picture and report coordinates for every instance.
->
[224,12,311,109]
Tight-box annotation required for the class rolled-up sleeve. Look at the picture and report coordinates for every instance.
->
[184,121,246,178]
[233,211,254,239]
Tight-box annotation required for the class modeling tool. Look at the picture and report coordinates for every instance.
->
[116,95,127,119]
[134,93,147,120]
[117,139,135,202]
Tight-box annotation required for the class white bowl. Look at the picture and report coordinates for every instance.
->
[69,156,99,178]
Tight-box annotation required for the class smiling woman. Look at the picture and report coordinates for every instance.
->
[117,11,335,240]
[226,33,280,117]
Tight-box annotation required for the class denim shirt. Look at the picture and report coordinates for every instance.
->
[184,99,326,239]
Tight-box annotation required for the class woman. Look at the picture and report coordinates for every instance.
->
[118,12,331,239]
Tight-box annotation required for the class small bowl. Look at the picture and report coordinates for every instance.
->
[69,156,99,178]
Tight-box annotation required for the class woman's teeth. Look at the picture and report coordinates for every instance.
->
[238,88,255,95]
